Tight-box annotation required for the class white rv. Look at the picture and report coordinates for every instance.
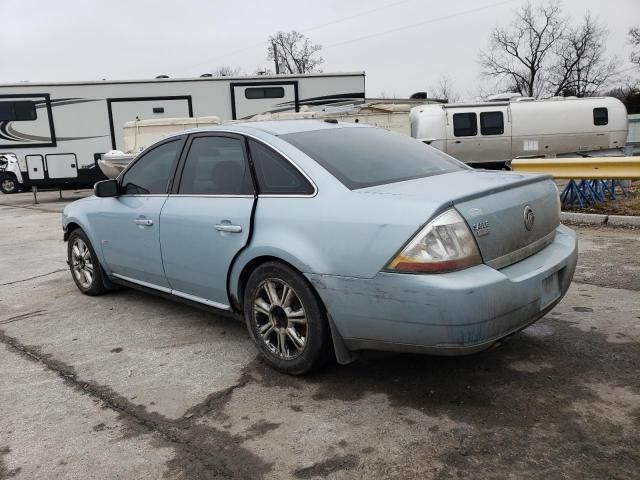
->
[0,72,365,193]
[410,96,628,165]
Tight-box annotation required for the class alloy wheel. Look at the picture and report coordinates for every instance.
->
[254,278,307,359]
[71,237,94,289]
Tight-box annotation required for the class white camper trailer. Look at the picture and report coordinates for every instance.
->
[410,96,628,165]
[0,72,365,193]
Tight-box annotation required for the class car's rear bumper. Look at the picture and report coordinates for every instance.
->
[307,224,578,355]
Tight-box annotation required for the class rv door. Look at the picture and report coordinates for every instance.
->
[108,97,192,150]
[231,82,297,120]
[446,106,512,163]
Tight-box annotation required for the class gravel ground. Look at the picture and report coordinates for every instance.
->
[0,190,638,480]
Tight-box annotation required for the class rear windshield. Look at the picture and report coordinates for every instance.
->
[281,127,465,190]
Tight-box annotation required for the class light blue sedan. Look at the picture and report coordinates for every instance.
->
[63,121,577,374]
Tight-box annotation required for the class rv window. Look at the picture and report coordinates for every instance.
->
[178,136,254,195]
[593,108,608,126]
[121,140,182,195]
[244,87,285,99]
[453,113,477,137]
[248,139,314,195]
[0,101,37,121]
[480,111,504,135]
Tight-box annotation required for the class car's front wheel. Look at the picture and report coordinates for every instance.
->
[67,229,109,296]
[0,175,19,194]
[244,261,331,375]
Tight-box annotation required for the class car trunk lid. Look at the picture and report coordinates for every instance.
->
[358,170,560,268]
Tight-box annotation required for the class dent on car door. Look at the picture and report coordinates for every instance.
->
[96,137,184,288]
[159,134,256,308]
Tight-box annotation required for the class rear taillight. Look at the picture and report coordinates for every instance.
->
[386,208,481,273]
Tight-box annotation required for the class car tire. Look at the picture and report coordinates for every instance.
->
[67,229,110,296]
[0,175,18,194]
[243,261,331,375]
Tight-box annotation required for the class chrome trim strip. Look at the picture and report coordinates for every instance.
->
[486,229,556,270]
[111,273,231,311]
[167,194,254,198]
[117,194,169,198]
[171,290,230,311]
[111,273,172,293]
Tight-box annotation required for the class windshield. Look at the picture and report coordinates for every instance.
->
[281,127,466,190]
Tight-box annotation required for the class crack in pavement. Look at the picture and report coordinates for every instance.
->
[0,329,272,479]
[0,269,67,287]
[0,310,47,326]
[0,203,67,214]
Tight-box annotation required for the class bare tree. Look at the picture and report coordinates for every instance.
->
[211,65,242,77]
[603,81,640,113]
[479,1,565,98]
[549,14,616,97]
[268,31,323,74]
[428,76,461,102]
[630,27,640,68]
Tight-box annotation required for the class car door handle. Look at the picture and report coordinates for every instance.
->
[215,223,242,233]
[134,218,154,226]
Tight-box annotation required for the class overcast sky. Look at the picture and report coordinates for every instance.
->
[2,0,638,98]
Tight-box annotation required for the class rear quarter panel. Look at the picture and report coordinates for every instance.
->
[228,190,439,302]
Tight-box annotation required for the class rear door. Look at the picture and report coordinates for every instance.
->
[475,106,511,162]
[231,82,297,120]
[159,133,255,308]
[108,97,192,150]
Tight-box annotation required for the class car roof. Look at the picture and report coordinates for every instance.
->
[173,119,370,138]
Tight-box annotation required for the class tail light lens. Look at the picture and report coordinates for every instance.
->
[386,208,481,273]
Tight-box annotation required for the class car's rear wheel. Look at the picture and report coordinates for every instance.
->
[244,261,330,375]
[67,229,109,296]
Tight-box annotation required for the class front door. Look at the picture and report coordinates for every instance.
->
[160,133,255,308]
[96,137,185,288]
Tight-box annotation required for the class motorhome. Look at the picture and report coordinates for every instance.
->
[409,95,628,165]
[0,72,365,193]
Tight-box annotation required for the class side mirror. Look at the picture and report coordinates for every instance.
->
[94,179,120,198]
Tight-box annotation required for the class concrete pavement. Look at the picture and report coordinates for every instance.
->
[1,190,639,479]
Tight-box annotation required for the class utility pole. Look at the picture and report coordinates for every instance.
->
[272,41,280,74]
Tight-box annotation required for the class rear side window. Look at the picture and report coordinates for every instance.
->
[245,87,285,99]
[453,113,477,137]
[122,140,182,195]
[281,127,465,190]
[593,107,608,126]
[248,139,314,195]
[480,111,504,135]
[0,101,37,121]
[178,136,254,195]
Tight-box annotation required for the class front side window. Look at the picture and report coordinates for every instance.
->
[281,127,465,190]
[593,107,608,126]
[121,140,182,195]
[480,111,504,135]
[453,113,477,137]
[248,139,314,195]
[244,87,285,99]
[178,136,254,195]
[0,101,37,121]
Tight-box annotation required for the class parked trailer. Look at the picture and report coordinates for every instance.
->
[409,96,628,165]
[0,72,365,193]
